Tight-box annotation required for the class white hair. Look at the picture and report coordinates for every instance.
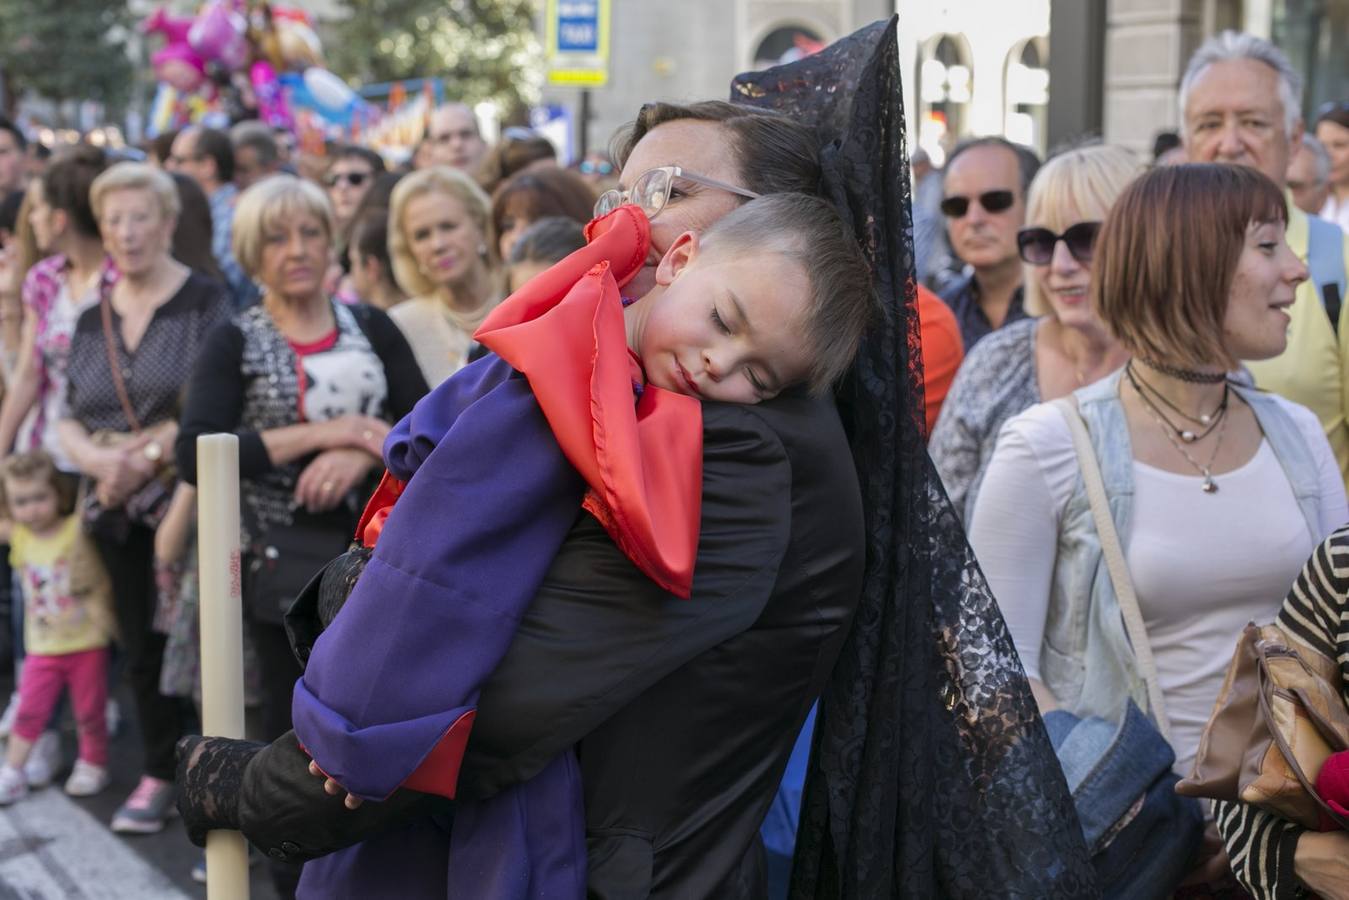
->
[1300,133,1332,184]
[1179,31,1303,136]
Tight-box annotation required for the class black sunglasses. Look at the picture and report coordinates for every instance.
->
[1017,221,1102,266]
[939,189,1015,218]
[325,171,369,188]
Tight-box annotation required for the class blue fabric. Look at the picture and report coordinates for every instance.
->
[294,353,589,899]
[761,703,815,859]
[1045,703,1204,899]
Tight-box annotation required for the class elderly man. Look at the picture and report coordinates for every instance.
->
[1288,134,1332,216]
[168,126,257,307]
[419,103,487,173]
[1181,32,1349,491]
[936,136,1040,350]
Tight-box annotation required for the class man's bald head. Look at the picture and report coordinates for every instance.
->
[423,103,486,172]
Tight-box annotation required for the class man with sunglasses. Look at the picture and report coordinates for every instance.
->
[937,136,1040,350]
[324,144,385,237]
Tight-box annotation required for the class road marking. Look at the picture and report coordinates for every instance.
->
[0,788,188,899]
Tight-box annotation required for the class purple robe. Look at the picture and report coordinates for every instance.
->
[293,353,589,898]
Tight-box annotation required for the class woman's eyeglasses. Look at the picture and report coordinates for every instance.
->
[594,166,760,220]
[1017,221,1102,266]
[325,171,369,188]
[939,189,1015,218]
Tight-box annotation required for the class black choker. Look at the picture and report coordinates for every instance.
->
[1136,358,1228,384]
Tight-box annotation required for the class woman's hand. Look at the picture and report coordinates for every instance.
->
[307,759,363,810]
[1294,830,1349,899]
[294,448,377,513]
[92,436,159,508]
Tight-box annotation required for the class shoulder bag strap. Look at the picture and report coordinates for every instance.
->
[1053,396,1171,740]
[100,292,142,434]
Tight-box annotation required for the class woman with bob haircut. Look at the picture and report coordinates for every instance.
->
[932,143,1140,522]
[386,166,499,387]
[174,175,427,788]
[59,160,230,834]
[969,163,1347,891]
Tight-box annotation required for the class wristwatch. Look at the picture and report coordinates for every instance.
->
[143,440,164,464]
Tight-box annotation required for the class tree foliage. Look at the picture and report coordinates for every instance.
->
[0,0,135,120]
[323,0,542,119]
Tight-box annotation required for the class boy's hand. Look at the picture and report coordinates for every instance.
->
[307,759,363,810]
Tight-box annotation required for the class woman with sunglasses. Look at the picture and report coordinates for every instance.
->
[931,144,1139,523]
[970,163,1346,893]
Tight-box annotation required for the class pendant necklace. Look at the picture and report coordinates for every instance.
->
[1137,394,1229,493]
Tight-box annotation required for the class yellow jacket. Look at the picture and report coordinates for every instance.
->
[1245,206,1349,487]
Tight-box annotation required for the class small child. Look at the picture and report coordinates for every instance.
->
[0,451,114,803]
[292,193,878,895]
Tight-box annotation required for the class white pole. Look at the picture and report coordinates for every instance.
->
[196,434,250,900]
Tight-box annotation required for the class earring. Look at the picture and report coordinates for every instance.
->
[478,243,488,257]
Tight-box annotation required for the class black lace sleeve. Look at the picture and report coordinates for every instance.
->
[732,18,1099,898]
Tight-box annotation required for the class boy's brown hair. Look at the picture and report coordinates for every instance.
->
[1091,163,1287,370]
[0,450,76,517]
[700,192,877,394]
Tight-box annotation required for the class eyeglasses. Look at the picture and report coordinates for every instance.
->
[325,171,369,188]
[939,189,1016,218]
[594,166,760,220]
[1017,221,1102,266]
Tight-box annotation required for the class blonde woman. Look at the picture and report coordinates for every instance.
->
[930,144,1140,522]
[175,176,426,764]
[58,161,230,834]
[387,166,499,386]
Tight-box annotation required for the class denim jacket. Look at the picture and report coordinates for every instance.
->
[1040,368,1325,726]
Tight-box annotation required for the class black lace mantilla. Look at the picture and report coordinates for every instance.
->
[733,18,1099,898]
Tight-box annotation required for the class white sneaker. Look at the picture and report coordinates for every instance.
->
[0,693,19,738]
[22,731,61,788]
[63,759,109,797]
[0,765,27,805]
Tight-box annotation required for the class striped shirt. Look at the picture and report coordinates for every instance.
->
[1215,524,1349,898]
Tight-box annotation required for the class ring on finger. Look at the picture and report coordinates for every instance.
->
[321,480,335,492]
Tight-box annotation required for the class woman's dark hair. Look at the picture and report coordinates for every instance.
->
[610,100,821,198]
[41,145,107,240]
[349,206,394,275]
[169,172,223,281]
[350,171,404,225]
[492,168,595,239]
[506,216,586,267]
[0,189,23,234]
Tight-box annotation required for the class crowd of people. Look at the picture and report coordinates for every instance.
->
[0,19,1345,900]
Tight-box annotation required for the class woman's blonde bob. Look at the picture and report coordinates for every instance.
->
[388,166,494,298]
[1092,163,1288,370]
[1021,144,1141,317]
[90,162,181,225]
[232,175,336,279]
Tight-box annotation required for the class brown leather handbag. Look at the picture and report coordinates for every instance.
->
[1176,622,1349,829]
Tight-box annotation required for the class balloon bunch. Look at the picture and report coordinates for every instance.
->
[142,1,367,136]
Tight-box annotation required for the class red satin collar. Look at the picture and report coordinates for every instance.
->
[475,207,703,598]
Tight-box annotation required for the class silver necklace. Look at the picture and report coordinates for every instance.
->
[1139,396,1229,493]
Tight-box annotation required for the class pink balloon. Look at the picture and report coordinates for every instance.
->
[189,1,248,70]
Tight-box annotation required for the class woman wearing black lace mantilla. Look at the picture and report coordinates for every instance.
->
[174,19,1096,897]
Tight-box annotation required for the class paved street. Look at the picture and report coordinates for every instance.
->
[0,683,279,899]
